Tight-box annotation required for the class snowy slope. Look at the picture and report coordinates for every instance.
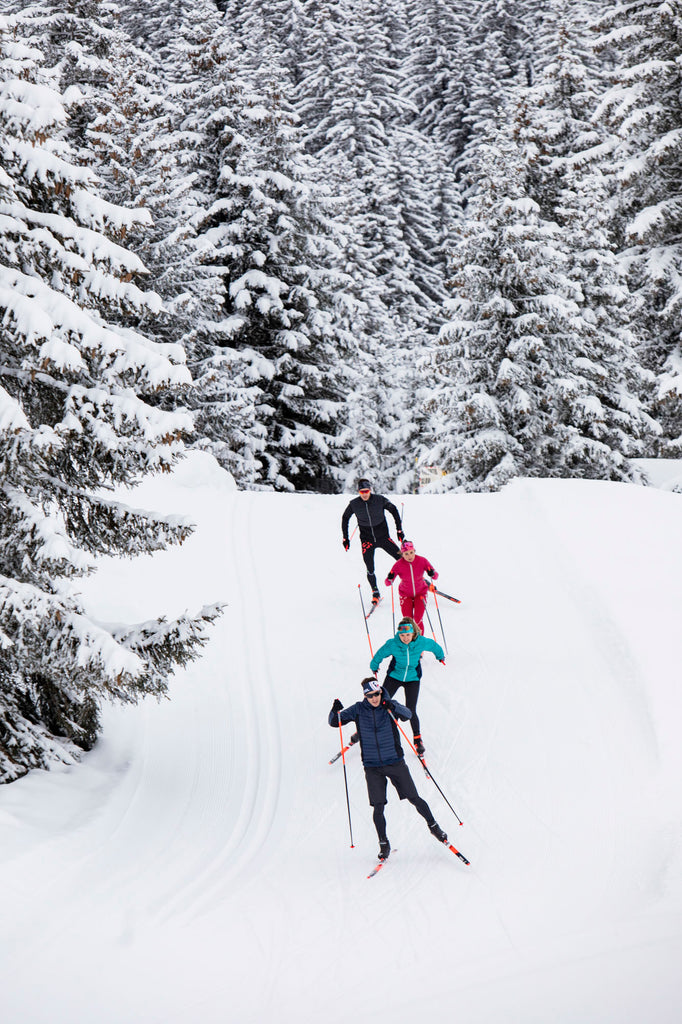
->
[1,453,681,1024]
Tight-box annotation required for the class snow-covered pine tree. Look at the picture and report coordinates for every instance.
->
[30,0,202,357]
[517,26,660,466]
[116,0,185,65]
[289,0,444,489]
[401,0,474,165]
[0,11,220,782]
[592,0,682,455]
[423,91,652,491]
[221,0,310,89]
[172,4,357,491]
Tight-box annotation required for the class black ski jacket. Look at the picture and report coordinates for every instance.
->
[341,494,402,545]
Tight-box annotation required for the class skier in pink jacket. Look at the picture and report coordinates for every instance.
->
[384,540,438,632]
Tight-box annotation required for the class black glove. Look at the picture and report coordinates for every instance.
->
[342,538,350,551]
[331,698,343,715]
[382,698,396,713]
[397,530,404,542]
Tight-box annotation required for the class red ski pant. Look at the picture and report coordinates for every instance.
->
[399,592,427,631]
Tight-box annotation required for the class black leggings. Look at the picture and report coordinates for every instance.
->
[365,762,435,842]
[361,535,401,591]
[373,798,433,842]
[383,676,421,737]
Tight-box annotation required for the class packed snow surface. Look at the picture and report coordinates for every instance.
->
[1,452,681,1023]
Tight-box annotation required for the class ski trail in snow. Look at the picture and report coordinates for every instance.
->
[153,490,284,925]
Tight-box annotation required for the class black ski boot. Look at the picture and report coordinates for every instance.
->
[371,590,381,606]
[429,822,447,844]
[378,840,391,860]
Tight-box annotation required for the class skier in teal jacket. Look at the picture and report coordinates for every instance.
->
[369,617,445,756]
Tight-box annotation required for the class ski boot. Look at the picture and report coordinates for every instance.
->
[378,840,391,860]
[429,822,448,844]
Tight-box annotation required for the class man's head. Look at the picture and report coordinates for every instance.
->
[361,676,382,703]
[357,478,371,501]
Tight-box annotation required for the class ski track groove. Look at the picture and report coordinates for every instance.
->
[152,491,284,926]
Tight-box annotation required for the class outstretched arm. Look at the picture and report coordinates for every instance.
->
[341,502,355,543]
[328,700,358,728]
[423,637,445,661]
[369,638,392,673]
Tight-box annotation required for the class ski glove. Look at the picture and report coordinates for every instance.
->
[397,530,405,542]
[384,575,394,587]
[342,538,350,551]
[382,698,396,713]
[438,659,446,666]
[331,698,343,715]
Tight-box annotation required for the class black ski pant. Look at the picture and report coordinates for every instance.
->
[364,761,435,842]
[383,675,421,739]
[361,534,401,593]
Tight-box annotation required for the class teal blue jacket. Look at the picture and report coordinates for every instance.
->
[370,632,444,682]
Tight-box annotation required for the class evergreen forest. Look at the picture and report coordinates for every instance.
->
[1,0,681,778]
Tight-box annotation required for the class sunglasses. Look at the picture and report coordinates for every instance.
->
[358,489,370,495]
[366,689,381,696]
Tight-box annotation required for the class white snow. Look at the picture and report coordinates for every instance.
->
[0,451,681,1024]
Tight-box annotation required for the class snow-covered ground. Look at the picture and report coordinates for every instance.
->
[1,453,681,1024]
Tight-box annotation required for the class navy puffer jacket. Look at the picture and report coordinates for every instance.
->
[329,695,411,767]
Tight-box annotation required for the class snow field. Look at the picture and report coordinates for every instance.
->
[0,452,681,1023]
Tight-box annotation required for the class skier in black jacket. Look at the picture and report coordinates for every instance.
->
[329,677,447,860]
[341,478,403,604]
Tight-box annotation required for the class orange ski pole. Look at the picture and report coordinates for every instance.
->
[388,711,463,826]
[338,713,355,847]
[358,584,374,657]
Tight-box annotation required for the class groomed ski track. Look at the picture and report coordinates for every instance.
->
[0,454,680,1024]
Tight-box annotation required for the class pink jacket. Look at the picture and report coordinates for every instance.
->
[386,554,438,597]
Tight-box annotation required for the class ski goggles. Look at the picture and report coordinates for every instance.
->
[397,624,415,634]
[358,488,370,495]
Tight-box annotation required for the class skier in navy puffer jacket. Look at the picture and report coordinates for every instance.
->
[329,677,447,861]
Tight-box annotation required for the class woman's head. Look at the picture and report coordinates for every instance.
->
[396,616,420,642]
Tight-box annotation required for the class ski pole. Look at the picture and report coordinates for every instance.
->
[434,587,461,604]
[390,580,395,633]
[338,714,355,847]
[388,712,463,825]
[430,589,446,651]
[358,584,374,656]
[424,604,438,642]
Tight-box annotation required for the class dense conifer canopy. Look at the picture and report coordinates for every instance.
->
[1,0,680,776]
